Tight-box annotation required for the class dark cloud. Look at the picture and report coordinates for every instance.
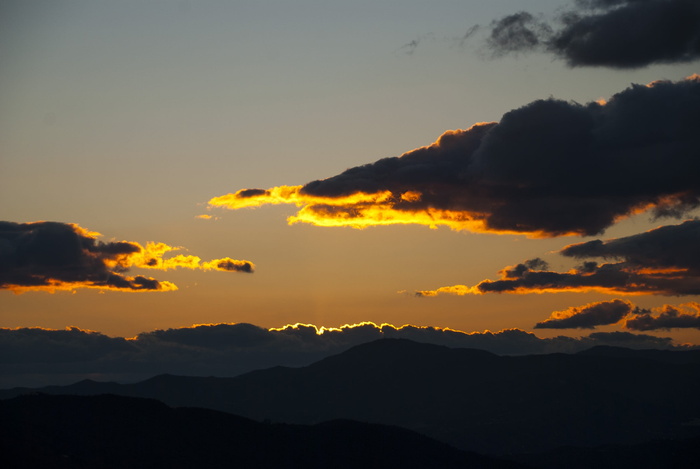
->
[584,330,674,348]
[0,326,135,364]
[1,322,693,388]
[533,298,700,331]
[212,258,254,273]
[625,303,700,330]
[237,188,269,198]
[213,76,700,237]
[420,220,700,296]
[486,12,552,56]
[0,221,173,292]
[484,0,700,68]
[535,299,636,329]
[0,221,254,293]
[561,219,700,270]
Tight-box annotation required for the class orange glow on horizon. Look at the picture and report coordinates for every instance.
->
[5,321,537,341]
[270,320,484,336]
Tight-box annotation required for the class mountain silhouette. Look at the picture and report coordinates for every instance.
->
[513,435,700,469]
[0,393,527,469]
[3,339,700,458]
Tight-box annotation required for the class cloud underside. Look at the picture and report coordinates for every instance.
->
[417,219,700,297]
[0,221,254,293]
[485,0,700,68]
[211,76,700,238]
[535,298,700,330]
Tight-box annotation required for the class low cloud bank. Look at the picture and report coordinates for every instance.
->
[1,322,693,388]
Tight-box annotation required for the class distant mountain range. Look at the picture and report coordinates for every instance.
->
[3,339,700,467]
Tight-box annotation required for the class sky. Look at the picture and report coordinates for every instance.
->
[2,0,700,376]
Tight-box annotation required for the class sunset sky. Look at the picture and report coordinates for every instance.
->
[3,0,700,354]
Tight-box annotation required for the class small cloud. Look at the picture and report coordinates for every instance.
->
[202,258,255,273]
[485,12,552,58]
[625,303,700,331]
[396,33,435,56]
[196,214,219,221]
[534,299,636,329]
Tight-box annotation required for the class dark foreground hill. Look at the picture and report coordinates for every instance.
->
[513,436,700,469]
[3,339,700,457]
[0,393,526,469]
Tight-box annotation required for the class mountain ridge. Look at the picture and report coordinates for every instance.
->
[1,393,526,469]
[3,338,700,456]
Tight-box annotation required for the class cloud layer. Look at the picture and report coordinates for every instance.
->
[1,321,691,388]
[625,303,700,331]
[484,0,700,68]
[417,219,700,297]
[211,76,700,237]
[534,298,700,331]
[0,221,254,293]
[535,299,637,329]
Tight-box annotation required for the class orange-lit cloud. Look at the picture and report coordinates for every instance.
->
[133,243,254,273]
[533,298,700,331]
[195,214,219,221]
[417,220,700,297]
[210,184,501,232]
[0,221,253,294]
[625,302,700,331]
[535,299,637,330]
[211,77,700,237]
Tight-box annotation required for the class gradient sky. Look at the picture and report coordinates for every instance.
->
[2,0,700,346]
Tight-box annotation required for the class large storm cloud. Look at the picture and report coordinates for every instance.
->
[484,0,700,68]
[211,76,700,237]
[0,221,254,293]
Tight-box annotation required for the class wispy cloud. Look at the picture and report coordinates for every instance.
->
[482,0,700,68]
[0,221,254,293]
[211,76,700,237]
